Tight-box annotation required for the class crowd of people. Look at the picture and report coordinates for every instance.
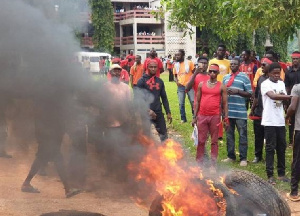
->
[95,46,300,202]
[2,46,299,202]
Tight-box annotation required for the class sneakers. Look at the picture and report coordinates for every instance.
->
[278,176,290,183]
[252,157,261,163]
[240,160,247,167]
[222,158,235,163]
[268,177,276,185]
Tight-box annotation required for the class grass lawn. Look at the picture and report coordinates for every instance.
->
[160,72,293,192]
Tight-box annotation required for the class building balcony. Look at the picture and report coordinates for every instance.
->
[81,37,93,47]
[121,36,165,45]
[114,10,158,22]
[81,37,121,48]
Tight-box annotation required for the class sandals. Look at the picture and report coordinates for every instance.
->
[21,185,40,193]
[286,193,300,202]
[65,188,81,198]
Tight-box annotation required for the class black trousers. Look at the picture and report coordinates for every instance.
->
[253,119,264,159]
[291,130,300,195]
[168,69,174,82]
[289,114,296,144]
[264,126,286,178]
[152,112,168,142]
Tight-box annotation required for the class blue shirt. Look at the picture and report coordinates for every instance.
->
[223,72,252,119]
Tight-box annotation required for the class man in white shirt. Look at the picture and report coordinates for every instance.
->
[261,62,292,185]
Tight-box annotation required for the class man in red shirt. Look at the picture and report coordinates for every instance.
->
[192,64,228,171]
[185,56,209,112]
[126,50,135,68]
[240,50,258,91]
[107,58,129,84]
[143,48,164,77]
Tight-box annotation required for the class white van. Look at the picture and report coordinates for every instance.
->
[76,52,111,73]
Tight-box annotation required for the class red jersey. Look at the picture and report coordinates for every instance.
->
[107,69,129,83]
[199,81,222,116]
[239,62,257,90]
[143,57,163,77]
[126,55,136,67]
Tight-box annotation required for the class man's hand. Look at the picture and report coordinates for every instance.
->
[167,113,172,124]
[192,117,197,127]
[285,116,291,125]
[149,109,157,120]
[227,88,239,95]
[224,118,230,131]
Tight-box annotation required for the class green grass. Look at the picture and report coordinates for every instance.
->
[160,72,293,192]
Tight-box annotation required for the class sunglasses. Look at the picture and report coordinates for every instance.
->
[208,70,218,74]
[261,63,267,66]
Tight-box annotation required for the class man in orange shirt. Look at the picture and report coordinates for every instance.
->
[130,55,143,88]
[173,49,195,123]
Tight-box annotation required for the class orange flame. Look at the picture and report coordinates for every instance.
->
[128,137,227,215]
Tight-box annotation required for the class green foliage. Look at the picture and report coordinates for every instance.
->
[161,0,300,56]
[89,0,115,53]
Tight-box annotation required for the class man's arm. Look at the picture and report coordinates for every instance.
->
[160,81,171,115]
[185,70,199,91]
[266,91,292,101]
[193,82,203,120]
[221,84,228,118]
[130,75,134,88]
[286,96,299,118]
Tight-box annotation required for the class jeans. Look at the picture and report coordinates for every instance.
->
[291,130,300,196]
[289,114,295,144]
[226,118,248,161]
[196,115,220,166]
[253,119,264,159]
[264,126,286,178]
[177,85,194,122]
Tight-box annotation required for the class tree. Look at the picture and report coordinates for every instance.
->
[89,0,115,53]
[161,0,300,59]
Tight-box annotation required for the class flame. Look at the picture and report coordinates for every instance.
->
[220,177,239,196]
[128,137,227,216]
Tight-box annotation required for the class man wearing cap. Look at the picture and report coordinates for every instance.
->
[107,58,129,84]
[222,58,252,167]
[192,64,228,172]
[285,51,300,147]
[249,57,272,163]
[137,60,172,142]
[126,50,136,68]
[143,48,164,77]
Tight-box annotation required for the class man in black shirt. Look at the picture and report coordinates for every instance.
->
[250,58,272,163]
[137,60,172,141]
[285,51,300,146]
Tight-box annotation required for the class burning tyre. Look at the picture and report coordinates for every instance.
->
[149,170,291,216]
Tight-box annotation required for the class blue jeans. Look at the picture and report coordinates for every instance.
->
[177,85,194,122]
[226,118,248,161]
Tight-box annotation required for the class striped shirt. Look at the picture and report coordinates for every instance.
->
[223,72,252,119]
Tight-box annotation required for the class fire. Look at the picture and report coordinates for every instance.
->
[220,177,239,196]
[128,137,227,215]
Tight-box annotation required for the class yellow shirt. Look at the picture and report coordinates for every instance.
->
[208,58,231,82]
[253,67,285,88]
[173,60,195,86]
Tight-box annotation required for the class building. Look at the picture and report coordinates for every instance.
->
[81,0,196,60]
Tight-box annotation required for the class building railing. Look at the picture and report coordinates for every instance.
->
[121,36,165,45]
[81,36,164,47]
[114,10,158,22]
[115,37,121,46]
[81,37,93,47]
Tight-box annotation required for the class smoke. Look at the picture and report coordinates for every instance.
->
[0,0,156,204]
